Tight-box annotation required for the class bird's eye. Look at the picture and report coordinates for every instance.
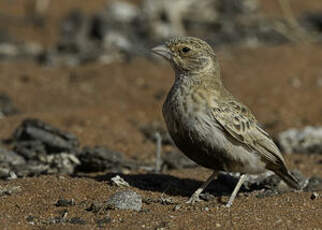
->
[182,47,190,53]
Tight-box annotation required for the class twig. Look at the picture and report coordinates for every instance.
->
[154,132,162,172]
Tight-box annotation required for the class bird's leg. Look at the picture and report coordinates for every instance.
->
[226,174,247,207]
[186,171,218,204]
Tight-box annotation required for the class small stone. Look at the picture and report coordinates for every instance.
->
[310,192,319,200]
[46,216,65,225]
[0,167,11,179]
[59,209,69,219]
[0,185,22,196]
[160,196,176,205]
[55,199,76,207]
[200,193,216,201]
[304,176,322,192]
[106,190,142,211]
[26,215,37,225]
[0,148,25,166]
[69,217,86,225]
[111,175,130,187]
[96,217,111,227]
[0,93,20,116]
[86,202,103,213]
[140,208,150,213]
[173,205,181,211]
[155,221,169,230]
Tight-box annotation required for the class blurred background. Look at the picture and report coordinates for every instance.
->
[0,0,321,228]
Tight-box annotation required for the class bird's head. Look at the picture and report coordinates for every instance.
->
[152,37,218,75]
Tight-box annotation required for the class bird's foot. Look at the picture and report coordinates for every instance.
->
[225,200,233,208]
[186,193,202,204]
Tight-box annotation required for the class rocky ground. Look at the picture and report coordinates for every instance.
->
[0,0,321,229]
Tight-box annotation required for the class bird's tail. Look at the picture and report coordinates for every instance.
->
[275,169,301,190]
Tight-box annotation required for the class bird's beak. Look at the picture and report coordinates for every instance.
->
[151,44,172,60]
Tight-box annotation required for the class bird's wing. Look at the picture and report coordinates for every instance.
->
[211,99,285,167]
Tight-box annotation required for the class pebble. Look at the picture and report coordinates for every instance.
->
[106,190,142,211]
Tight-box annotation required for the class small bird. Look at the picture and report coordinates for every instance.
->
[152,37,300,207]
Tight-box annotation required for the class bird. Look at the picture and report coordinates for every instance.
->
[151,36,300,207]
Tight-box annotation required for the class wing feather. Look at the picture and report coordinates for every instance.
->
[211,100,285,166]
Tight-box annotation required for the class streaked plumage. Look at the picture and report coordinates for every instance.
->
[152,37,300,207]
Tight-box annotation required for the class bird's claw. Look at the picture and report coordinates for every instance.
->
[186,194,202,204]
[225,201,233,208]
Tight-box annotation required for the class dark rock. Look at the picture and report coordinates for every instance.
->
[0,119,82,178]
[13,140,47,160]
[142,196,176,205]
[41,153,80,174]
[162,151,197,170]
[8,153,80,177]
[0,167,11,179]
[69,217,86,225]
[199,193,216,201]
[140,122,173,145]
[304,176,322,192]
[310,192,319,200]
[59,10,88,53]
[256,189,280,198]
[159,196,176,205]
[12,153,79,176]
[0,148,25,166]
[0,147,25,179]
[26,215,38,224]
[96,217,111,227]
[155,221,169,230]
[278,126,322,154]
[302,12,322,33]
[0,93,20,117]
[11,119,79,154]
[11,161,50,177]
[56,9,101,65]
[76,146,125,172]
[1,118,145,178]
[0,39,43,62]
[55,199,76,207]
[86,202,104,213]
[46,216,65,225]
[106,190,142,211]
[57,209,68,219]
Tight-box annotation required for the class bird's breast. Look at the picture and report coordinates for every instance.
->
[162,86,212,146]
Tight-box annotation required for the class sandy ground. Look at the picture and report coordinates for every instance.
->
[0,0,321,229]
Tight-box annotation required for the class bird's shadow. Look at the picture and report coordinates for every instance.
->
[79,171,239,199]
